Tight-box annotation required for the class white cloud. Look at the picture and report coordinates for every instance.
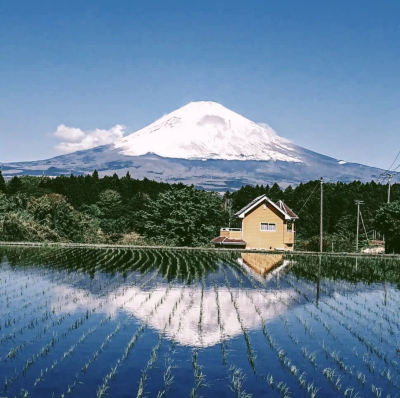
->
[53,124,125,154]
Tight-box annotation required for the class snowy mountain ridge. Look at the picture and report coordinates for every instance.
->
[115,101,302,163]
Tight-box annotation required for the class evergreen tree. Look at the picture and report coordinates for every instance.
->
[375,201,400,254]
[7,176,22,195]
[0,170,6,193]
[92,169,99,181]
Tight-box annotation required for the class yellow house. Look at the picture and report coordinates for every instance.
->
[211,195,298,251]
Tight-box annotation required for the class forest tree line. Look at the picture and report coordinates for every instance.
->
[0,170,399,252]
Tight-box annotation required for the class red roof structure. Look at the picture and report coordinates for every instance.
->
[275,200,298,219]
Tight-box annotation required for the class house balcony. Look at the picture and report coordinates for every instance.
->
[220,228,242,239]
[284,231,295,244]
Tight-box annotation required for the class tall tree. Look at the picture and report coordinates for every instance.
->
[375,201,400,254]
[0,170,6,193]
[7,176,22,195]
[140,186,228,246]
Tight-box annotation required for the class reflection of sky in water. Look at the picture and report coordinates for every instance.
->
[1,249,400,398]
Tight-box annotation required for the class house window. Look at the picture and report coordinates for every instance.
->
[286,223,293,232]
[260,223,276,232]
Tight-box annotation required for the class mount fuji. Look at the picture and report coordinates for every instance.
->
[2,101,385,190]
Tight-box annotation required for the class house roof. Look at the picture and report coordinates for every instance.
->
[211,237,247,246]
[234,195,298,220]
[276,200,298,219]
[234,195,265,217]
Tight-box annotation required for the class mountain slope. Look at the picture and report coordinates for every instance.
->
[1,101,386,189]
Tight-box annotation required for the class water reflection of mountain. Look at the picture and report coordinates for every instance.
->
[0,247,304,347]
[1,247,399,348]
[115,284,297,347]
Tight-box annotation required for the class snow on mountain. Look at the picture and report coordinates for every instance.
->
[115,101,302,163]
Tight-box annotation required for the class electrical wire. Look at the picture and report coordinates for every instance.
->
[296,180,321,215]
[375,150,400,183]
[385,150,400,173]
[359,210,370,245]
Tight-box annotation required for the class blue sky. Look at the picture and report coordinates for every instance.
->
[1,0,399,169]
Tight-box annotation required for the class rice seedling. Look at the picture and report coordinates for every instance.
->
[229,366,252,398]
[307,382,319,398]
[322,368,342,391]
[371,384,383,397]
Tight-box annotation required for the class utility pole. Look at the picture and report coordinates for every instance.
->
[355,200,364,253]
[381,172,396,203]
[320,177,323,252]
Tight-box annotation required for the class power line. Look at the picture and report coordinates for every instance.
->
[296,180,321,215]
[359,210,370,246]
[320,177,323,253]
[355,200,364,253]
[385,150,400,173]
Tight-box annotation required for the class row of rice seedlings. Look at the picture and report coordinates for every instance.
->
[264,325,320,398]
[2,369,18,394]
[197,276,205,346]
[296,315,315,337]
[319,341,355,375]
[303,306,342,343]
[228,366,252,398]
[190,348,208,397]
[221,266,257,374]
[111,249,146,274]
[212,271,228,366]
[32,325,98,387]
[156,284,199,397]
[60,320,123,397]
[136,286,187,398]
[157,356,175,398]
[95,280,176,397]
[322,368,344,392]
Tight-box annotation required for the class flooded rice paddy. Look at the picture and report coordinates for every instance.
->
[0,247,399,398]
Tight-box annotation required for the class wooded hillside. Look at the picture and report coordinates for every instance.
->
[0,171,398,252]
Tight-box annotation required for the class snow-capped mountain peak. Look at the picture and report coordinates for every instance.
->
[114,101,302,163]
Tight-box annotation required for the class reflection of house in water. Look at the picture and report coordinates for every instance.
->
[239,253,284,275]
[211,195,298,251]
